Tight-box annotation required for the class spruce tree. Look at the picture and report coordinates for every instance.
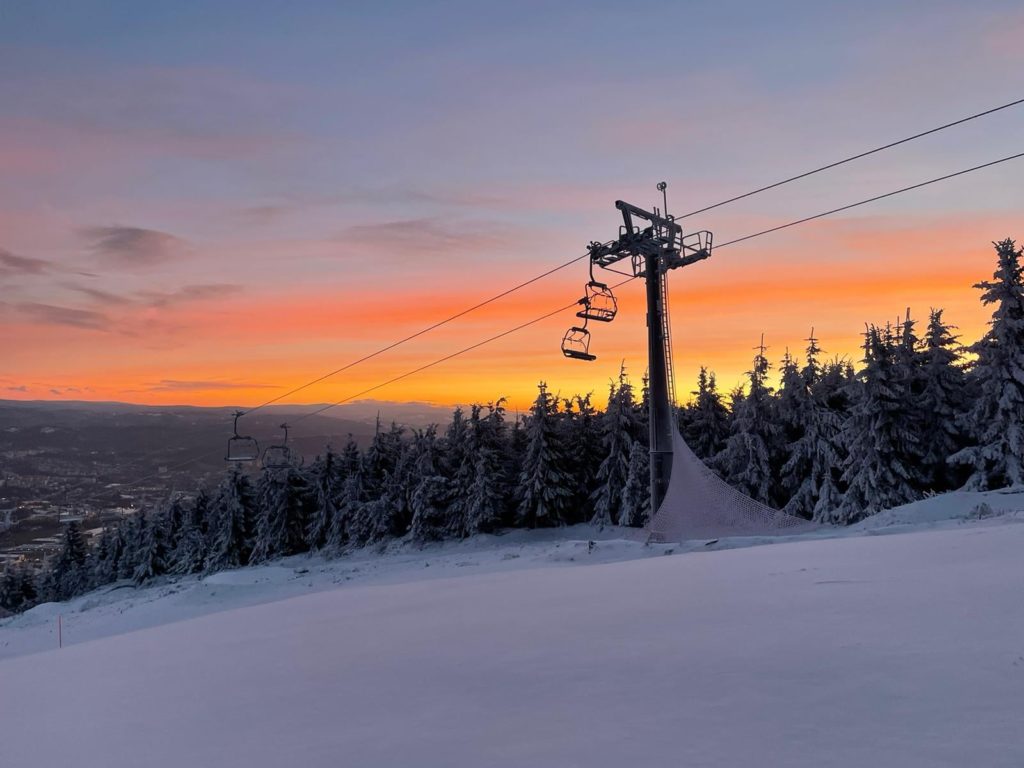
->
[591,366,639,526]
[87,525,117,589]
[324,438,361,553]
[132,509,170,585]
[618,440,651,527]
[834,325,919,523]
[305,448,342,552]
[780,333,844,520]
[163,496,188,555]
[204,467,256,571]
[951,239,1024,489]
[776,348,805,447]
[171,491,209,575]
[444,406,477,536]
[251,467,311,563]
[406,426,454,542]
[409,475,454,542]
[43,520,88,601]
[715,338,780,505]
[348,421,404,545]
[517,382,574,527]
[113,518,134,581]
[463,402,512,534]
[1,562,39,613]
[918,309,966,490]
[894,309,929,492]
[561,394,601,524]
[684,367,729,461]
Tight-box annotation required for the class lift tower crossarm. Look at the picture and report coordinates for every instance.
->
[588,201,712,279]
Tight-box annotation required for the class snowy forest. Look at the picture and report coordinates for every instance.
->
[3,238,1023,614]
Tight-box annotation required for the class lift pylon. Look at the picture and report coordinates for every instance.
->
[566,183,713,513]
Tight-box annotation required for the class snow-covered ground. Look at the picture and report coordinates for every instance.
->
[2,488,1023,767]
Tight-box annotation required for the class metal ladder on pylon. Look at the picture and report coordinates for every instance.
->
[660,266,677,406]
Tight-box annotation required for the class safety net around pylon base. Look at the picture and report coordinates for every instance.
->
[646,428,821,543]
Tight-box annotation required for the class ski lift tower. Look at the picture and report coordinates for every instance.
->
[581,183,712,512]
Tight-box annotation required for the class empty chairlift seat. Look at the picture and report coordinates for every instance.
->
[226,411,260,463]
[262,423,296,470]
[576,282,617,323]
[561,326,596,361]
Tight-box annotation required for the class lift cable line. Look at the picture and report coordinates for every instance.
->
[230,96,1022,424]
[237,252,590,418]
[113,282,634,489]
[676,96,1024,220]
[119,148,1024,488]
[288,280,632,425]
[287,148,1024,427]
[712,150,1024,249]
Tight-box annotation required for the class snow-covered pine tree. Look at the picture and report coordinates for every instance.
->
[561,394,601,525]
[776,348,805,446]
[132,508,171,585]
[727,385,744,425]
[204,466,256,571]
[0,566,19,613]
[362,419,404,500]
[833,325,920,523]
[409,475,453,542]
[509,410,528,478]
[163,496,187,555]
[463,451,506,535]
[251,470,288,563]
[516,382,574,527]
[43,519,88,601]
[463,401,512,535]
[818,356,857,423]
[781,332,844,520]
[86,525,117,589]
[348,421,405,545]
[894,309,929,492]
[950,239,1024,489]
[113,517,134,581]
[591,365,640,526]
[305,447,342,552]
[391,435,426,536]
[618,439,651,527]
[408,425,454,542]
[443,406,475,536]
[715,337,781,505]
[636,370,651,439]
[0,562,39,613]
[683,367,730,461]
[171,490,209,575]
[325,438,361,553]
[917,308,966,490]
[251,467,311,563]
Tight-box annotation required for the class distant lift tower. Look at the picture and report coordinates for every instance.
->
[564,183,712,512]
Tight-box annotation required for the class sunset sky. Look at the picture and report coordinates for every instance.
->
[2,1,1023,416]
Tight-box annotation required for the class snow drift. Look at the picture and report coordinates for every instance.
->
[1,490,1023,767]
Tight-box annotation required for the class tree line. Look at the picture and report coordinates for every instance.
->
[2,238,1022,614]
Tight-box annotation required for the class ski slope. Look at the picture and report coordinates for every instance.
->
[2,492,1024,767]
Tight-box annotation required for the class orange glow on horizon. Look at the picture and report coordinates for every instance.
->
[2,215,1015,413]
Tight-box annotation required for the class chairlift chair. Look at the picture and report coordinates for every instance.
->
[226,410,260,463]
[262,423,296,470]
[576,281,617,323]
[561,326,596,361]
